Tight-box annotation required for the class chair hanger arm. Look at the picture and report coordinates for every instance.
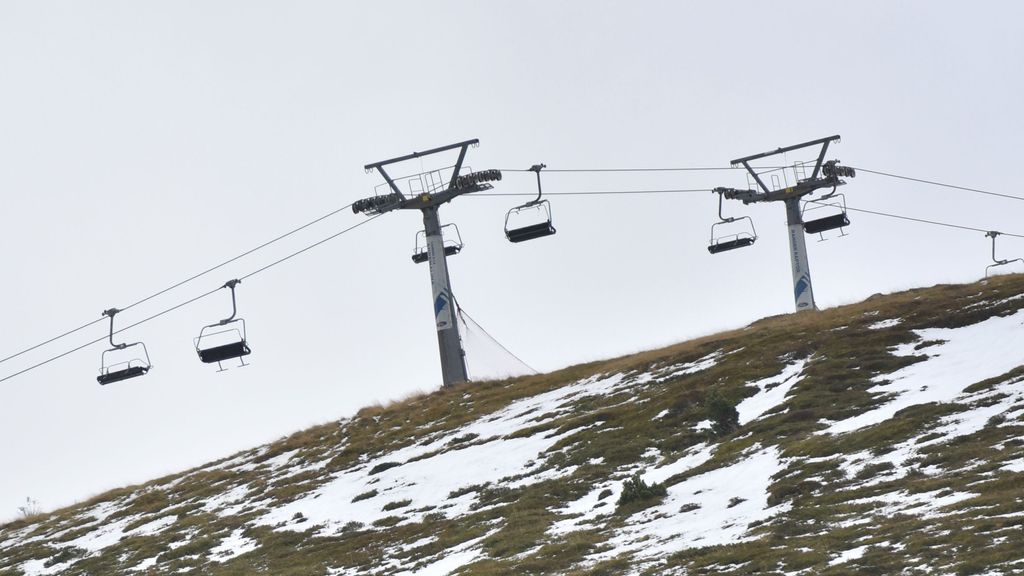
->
[102,308,126,349]
[527,163,546,206]
[219,280,241,325]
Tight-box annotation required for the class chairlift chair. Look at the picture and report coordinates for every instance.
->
[412,224,464,264]
[97,308,152,385]
[984,231,1024,277]
[708,190,757,254]
[505,164,556,243]
[195,280,251,371]
[802,191,850,238]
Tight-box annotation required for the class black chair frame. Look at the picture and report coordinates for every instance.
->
[802,190,851,239]
[708,190,757,255]
[505,164,557,243]
[195,280,251,371]
[985,231,1024,277]
[97,308,152,385]
[412,224,464,264]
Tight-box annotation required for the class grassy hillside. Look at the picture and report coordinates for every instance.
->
[3,275,1024,575]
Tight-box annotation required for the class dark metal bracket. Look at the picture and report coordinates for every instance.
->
[355,139,500,215]
[219,279,241,325]
[102,308,126,350]
[727,135,851,203]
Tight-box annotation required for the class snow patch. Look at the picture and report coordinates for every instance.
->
[828,309,1024,434]
[259,372,638,535]
[202,485,252,514]
[18,559,58,576]
[65,516,135,553]
[655,350,724,380]
[1001,458,1024,473]
[850,489,976,517]
[591,447,788,561]
[392,529,497,576]
[260,425,588,534]
[828,544,868,566]
[641,443,715,486]
[868,318,902,330]
[131,515,177,536]
[130,557,158,572]
[736,360,807,425]
[549,443,716,536]
[209,528,259,563]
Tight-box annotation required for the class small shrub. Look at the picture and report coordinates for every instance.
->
[382,499,411,512]
[341,520,364,533]
[914,339,946,351]
[17,497,41,519]
[446,433,479,446]
[706,390,739,436]
[987,413,1007,427]
[43,546,85,568]
[448,483,487,499]
[915,432,945,444]
[372,516,403,528]
[597,489,613,501]
[617,473,667,506]
[368,462,402,475]
[854,461,896,481]
[351,490,378,503]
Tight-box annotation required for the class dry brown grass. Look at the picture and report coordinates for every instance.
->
[5,274,1024,576]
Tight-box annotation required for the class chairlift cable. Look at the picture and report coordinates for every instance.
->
[0,318,107,367]
[494,164,1024,202]
[843,206,1024,238]
[118,202,357,312]
[475,188,1024,238]
[0,202,355,367]
[495,166,787,173]
[1,211,381,385]
[0,287,222,385]
[849,167,1024,202]
[474,188,712,197]
[239,213,385,281]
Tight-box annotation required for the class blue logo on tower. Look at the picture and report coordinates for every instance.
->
[794,274,811,303]
[434,291,449,317]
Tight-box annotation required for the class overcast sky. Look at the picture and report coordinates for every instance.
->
[2,1,1023,521]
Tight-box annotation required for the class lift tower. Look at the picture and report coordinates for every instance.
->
[354,139,501,387]
[714,135,855,311]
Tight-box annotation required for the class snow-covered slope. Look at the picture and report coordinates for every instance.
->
[3,276,1024,575]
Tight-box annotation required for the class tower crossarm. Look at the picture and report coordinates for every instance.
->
[719,135,854,204]
[355,140,501,215]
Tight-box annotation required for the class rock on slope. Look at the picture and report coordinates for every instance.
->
[3,276,1024,575]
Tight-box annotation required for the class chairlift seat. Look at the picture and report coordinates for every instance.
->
[708,237,755,254]
[198,341,251,364]
[411,245,462,264]
[803,213,850,235]
[506,222,556,243]
[97,365,149,385]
